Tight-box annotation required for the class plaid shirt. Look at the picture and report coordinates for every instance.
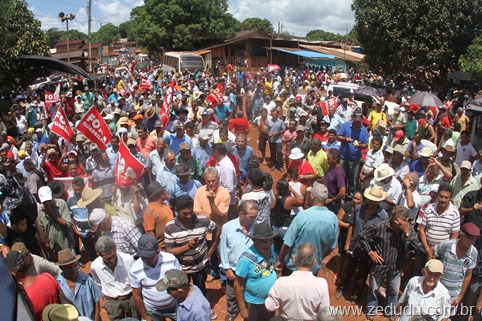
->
[109,216,141,256]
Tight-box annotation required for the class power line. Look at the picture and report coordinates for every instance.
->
[54,0,84,8]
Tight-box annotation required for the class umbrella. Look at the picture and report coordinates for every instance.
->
[355,86,380,96]
[408,91,443,107]
[15,55,92,80]
[333,73,349,79]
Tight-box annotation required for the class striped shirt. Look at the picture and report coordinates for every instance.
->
[109,216,142,256]
[164,216,216,273]
[360,220,416,277]
[129,252,180,310]
[421,203,460,247]
[398,276,451,321]
[434,239,477,298]
[265,271,330,320]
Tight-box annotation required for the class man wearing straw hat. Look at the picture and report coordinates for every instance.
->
[369,163,402,212]
[55,249,104,321]
[360,206,415,321]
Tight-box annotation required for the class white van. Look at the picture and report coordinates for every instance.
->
[138,53,149,61]
[162,51,205,73]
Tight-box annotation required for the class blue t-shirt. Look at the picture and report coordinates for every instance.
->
[164,134,192,154]
[337,121,369,161]
[267,118,285,143]
[215,103,232,121]
[235,244,277,304]
[283,206,338,274]
[169,179,202,201]
[232,146,254,173]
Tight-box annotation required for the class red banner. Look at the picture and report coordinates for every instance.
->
[115,138,144,187]
[206,83,224,108]
[160,80,175,128]
[267,64,280,73]
[140,76,151,91]
[51,107,74,144]
[76,107,112,150]
[320,97,338,116]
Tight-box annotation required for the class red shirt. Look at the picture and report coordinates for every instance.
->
[26,273,60,321]
[43,161,66,182]
[288,159,314,186]
[313,131,329,142]
[229,118,250,133]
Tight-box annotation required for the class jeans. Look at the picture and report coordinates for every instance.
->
[187,268,208,298]
[146,306,177,321]
[269,142,282,169]
[340,159,360,199]
[246,302,275,321]
[366,272,401,317]
[226,279,238,318]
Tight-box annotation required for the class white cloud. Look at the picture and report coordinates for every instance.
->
[94,0,143,27]
[228,0,354,36]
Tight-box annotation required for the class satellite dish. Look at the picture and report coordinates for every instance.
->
[58,12,65,19]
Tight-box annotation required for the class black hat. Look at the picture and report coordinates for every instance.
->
[175,163,191,176]
[248,223,278,240]
[47,180,65,198]
[145,181,164,200]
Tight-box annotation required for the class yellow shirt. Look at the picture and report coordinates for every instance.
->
[307,149,328,178]
[368,110,387,131]
[264,81,273,95]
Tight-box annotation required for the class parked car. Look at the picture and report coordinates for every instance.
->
[327,83,399,114]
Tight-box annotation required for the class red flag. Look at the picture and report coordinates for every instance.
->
[76,107,112,150]
[115,138,144,187]
[51,107,74,144]
[160,80,175,128]
[320,97,338,116]
[267,64,280,73]
[139,76,151,91]
[206,83,224,108]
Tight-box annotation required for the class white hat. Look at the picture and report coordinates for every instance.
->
[103,114,114,121]
[89,209,108,232]
[419,146,433,158]
[460,160,472,170]
[374,163,395,181]
[38,186,53,203]
[289,148,304,160]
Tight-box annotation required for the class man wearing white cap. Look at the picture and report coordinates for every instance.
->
[397,259,451,321]
[37,186,75,260]
[450,160,479,208]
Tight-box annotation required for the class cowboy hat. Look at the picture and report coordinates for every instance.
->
[175,163,192,176]
[56,249,81,266]
[42,304,79,321]
[364,185,387,202]
[77,187,102,208]
[418,146,433,158]
[248,223,278,240]
[144,106,156,119]
[374,163,395,181]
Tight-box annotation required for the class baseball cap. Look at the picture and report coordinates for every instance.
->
[460,160,472,170]
[425,259,444,274]
[179,142,191,151]
[154,120,163,128]
[296,125,305,132]
[461,222,481,238]
[89,208,108,233]
[353,114,362,122]
[38,186,53,203]
[394,130,404,141]
[175,122,184,130]
[199,131,210,140]
[201,110,210,116]
[306,182,328,200]
[76,134,85,142]
[137,234,158,258]
[18,150,26,159]
[89,144,99,152]
[156,269,189,291]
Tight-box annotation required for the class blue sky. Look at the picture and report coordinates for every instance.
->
[25,0,354,38]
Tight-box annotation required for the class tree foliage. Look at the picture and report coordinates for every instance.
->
[305,29,345,42]
[239,18,272,34]
[92,23,120,45]
[459,32,482,77]
[0,0,50,98]
[45,28,88,48]
[352,0,482,74]
[119,20,135,39]
[130,0,238,54]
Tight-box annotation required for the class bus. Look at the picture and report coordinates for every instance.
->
[162,51,205,73]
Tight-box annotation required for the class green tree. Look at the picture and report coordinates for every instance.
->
[305,29,344,42]
[92,23,120,45]
[45,27,64,48]
[59,29,88,42]
[240,17,272,34]
[119,20,135,39]
[0,0,49,97]
[352,0,482,74]
[130,0,238,54]
[459,32,482,77]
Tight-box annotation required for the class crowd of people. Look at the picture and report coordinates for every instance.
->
[0,61,482,321]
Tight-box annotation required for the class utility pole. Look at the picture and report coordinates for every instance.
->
[88,0,93,73]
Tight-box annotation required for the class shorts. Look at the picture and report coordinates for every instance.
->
[258,134,268,152]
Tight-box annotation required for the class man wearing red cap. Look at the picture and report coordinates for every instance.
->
[387,106,406,144]
[434,222,478,306]
[390,130,410,151]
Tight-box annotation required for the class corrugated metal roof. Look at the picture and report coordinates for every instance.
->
[300,44,365,63]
